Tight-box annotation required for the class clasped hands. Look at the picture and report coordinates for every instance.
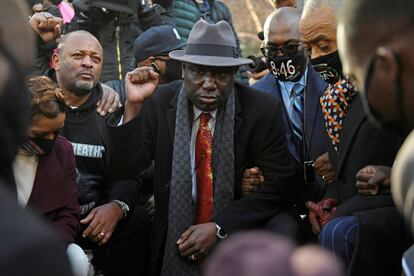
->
[307,165,392,234]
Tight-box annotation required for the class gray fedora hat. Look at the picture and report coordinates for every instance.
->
[169,19,253,67]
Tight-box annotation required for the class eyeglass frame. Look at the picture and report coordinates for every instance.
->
[261,42,302,57]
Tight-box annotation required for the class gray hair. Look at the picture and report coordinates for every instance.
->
[302,0,341,19]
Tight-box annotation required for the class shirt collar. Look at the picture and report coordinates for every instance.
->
[193,105,217,122]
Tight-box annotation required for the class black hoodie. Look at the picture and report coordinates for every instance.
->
[46,69,140,216]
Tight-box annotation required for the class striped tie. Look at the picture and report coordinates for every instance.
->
[290,85,304,145]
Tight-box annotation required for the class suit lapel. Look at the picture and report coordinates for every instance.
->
[166,90,179,145]
[233,87,244,197]
[304,65,327,144]
[336,94,365,173]
[234,87,243,139]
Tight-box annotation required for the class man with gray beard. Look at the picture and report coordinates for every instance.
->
[43,30,150,275]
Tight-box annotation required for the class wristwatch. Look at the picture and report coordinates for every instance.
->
[215,224,228,239]
[112,200,130,219]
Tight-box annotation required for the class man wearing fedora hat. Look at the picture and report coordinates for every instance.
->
[107,19,299,276]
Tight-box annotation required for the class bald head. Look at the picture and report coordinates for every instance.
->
[264,7,302,44]
[0,0,35,67]
[53,30,103,100]
[58,30,102,55]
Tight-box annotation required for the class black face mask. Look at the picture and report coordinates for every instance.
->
[161,59,183,84]
[266,50,308,82]
[0,45,31,172]
[361,51,409,135]
[22,137,56,156]
[311,51,343,85]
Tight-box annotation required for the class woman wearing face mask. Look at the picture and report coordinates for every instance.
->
[13,76,89,276]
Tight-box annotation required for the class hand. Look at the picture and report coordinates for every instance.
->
[356,165,391,196]
[241,167,264,196]
[306,199,337,235]
[97,84,121,116]
[80,202,124,246]
[123,67,159,123]
[247,69,269,81]
[29,12,63,43]
[314,152,336,184]
[32,3,45,13]
[144,195,155,218]
[125,67,159,104]
[177,222,217,261]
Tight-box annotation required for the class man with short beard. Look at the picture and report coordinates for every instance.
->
[44,30,150,275]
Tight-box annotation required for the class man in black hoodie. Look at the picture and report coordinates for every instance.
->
[45,30,150,276]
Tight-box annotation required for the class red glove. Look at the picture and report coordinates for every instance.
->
[306,198,337,234]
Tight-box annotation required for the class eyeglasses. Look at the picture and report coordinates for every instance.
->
[261,43,301,57]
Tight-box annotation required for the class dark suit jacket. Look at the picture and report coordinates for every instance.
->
[27,136,80,245]
[107,80,297,273]
[0,182,73,276]
[252,66,329,204]
[324,95,405,276]
[325,94,401,211]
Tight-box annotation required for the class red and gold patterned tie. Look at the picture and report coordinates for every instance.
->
[195,112,213,224]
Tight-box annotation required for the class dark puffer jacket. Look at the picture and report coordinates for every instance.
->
[86,2,174,82]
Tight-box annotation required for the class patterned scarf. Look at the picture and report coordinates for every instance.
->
[320,78,356,152]
[160,84,235,276]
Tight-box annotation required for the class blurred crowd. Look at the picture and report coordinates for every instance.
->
[1,0,414,276]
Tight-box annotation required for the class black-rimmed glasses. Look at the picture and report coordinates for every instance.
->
[261,43,301,57]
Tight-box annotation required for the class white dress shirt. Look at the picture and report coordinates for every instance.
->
[190,106,217,202]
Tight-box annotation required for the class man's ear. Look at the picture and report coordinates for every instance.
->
[141,56,155,67]
[52,51,60,70]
